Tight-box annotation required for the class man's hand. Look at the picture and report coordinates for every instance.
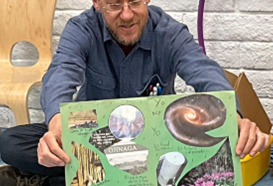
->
[236,114,271,159]
[37,113,70,167]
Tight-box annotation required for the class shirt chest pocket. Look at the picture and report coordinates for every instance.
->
[86,68,117,100]
[134,74,169,96]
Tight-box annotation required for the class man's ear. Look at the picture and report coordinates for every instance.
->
[93,0,101,10]
[146,0,151,4]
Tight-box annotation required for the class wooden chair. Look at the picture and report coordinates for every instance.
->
[0,0,57,125]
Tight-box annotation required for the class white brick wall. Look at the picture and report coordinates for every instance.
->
[1,0,273,126]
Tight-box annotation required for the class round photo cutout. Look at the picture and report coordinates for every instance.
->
[109,105,145,140]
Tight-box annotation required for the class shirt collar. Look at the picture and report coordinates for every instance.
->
[97,9,153,50]
[95,10,112,42]
[138,18,152,50]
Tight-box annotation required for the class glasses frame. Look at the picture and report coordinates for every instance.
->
[100,0,147,13]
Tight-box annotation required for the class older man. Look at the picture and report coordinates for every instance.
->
[0,0,270,186]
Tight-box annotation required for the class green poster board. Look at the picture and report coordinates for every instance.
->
[61,91,243,186]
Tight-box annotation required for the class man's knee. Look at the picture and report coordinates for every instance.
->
[0,127,19,163]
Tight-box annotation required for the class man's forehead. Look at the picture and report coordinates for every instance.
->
[104,0,136,3]
[104,0,121,2]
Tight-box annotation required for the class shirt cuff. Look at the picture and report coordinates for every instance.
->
[45,106,60,126]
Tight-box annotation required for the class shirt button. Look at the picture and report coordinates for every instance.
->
[123,90,127,94]
[98,80,103,85]
[122,64,126,68]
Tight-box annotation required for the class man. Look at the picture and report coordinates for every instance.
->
[0,0,270,185]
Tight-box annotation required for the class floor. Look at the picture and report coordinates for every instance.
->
[254,171,273,186]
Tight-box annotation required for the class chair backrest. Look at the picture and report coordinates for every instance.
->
[0,0,57,83]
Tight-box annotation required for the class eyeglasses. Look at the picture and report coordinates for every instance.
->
[100,0,147,13]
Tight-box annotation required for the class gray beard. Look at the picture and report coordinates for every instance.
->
[101,14,148,47]
[109,27,143,46]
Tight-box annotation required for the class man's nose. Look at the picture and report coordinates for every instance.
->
[120,4,134,21]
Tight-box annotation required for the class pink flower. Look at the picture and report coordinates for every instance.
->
[196,177,205,184]
[182,171,235,186]
[205,181,215,186]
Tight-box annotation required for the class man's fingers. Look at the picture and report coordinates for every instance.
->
[38,137,65,167]
[257,132,271,152]
[236,119,258,158]
[37,132,70,167]
[43,133,70,163]
[38,139,64,167]
[38,142,62,167]
[240,123,258,158]
[37,114,70,167]
[236,116,272,159]
[37,145,61,167]
[263,134,271,151]
[249,132,266,157]
[236,121,250,156]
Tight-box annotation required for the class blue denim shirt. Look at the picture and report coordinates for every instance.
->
[41,6,239,124]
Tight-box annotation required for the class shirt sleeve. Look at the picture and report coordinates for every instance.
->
[40,19,91,125]
[171,25,242,117]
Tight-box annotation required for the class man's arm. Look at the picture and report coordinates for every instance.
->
[170,25,270,158]
[38,18,91,167]
[40,18,91,125]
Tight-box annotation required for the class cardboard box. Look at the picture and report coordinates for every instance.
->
[225,70,273,186]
